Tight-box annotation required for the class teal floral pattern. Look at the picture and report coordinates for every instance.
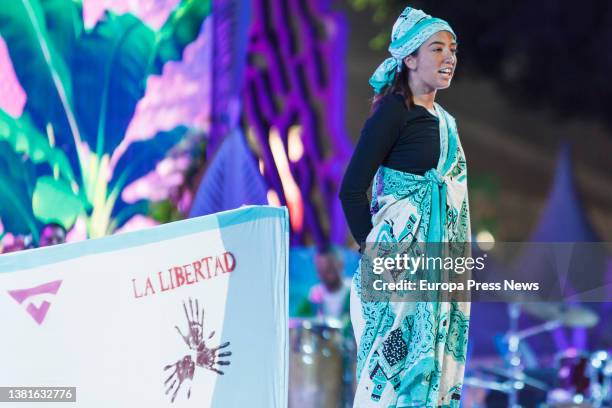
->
[445,302,470,363]
[352,103,470,408]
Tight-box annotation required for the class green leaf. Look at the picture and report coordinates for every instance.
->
[0,149,39,237]
[72,12,155,155]
[0,109,75,182]
[39,0,84,64]
[0,141,35,188]
[111,126,187,190]
[151,0,212,74]
[0,178,39,238]
[67,0,210,156]
[32,175,84,229]
[109,199,150,232]
[0,0,80,160]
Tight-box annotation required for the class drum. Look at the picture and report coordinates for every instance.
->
[548,349,612,408]
[589,350,612,405]
[288,318,355,408]
[557,350,590,396]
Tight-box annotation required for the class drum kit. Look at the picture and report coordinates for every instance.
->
[287,303,610,408]
[465,303,612,408]
[288,317,356,408]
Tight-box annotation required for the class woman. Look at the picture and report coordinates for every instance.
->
[339,7,471,407]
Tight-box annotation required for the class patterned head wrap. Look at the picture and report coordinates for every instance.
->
[369,7,456,94]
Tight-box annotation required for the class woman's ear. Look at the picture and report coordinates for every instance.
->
[404,55,417,70]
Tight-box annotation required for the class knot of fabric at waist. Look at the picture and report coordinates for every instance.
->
[424,169,446,186]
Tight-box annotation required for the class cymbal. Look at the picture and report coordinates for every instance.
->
[520,302,599,328]
[473,365,550,391]
[463,376,510,393]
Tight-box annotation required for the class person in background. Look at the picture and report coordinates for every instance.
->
[296,247,351,324]
[0,223,65,253]
[1,234,33,253]
[38,223,67,247]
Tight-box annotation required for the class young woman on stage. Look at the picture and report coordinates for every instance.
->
[339,7,471,407]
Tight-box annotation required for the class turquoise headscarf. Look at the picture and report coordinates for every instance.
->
[369,7,456,94]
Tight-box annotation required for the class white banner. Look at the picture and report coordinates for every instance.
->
[0,206,288,408]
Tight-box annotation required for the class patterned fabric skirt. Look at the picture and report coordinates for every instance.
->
[351,104,471,407]
[351,271,470,408]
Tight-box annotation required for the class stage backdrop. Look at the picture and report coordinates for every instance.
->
[0,206,288,408]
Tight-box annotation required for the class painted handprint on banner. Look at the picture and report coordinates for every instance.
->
[164,355,196,402]
[164,298,232,403]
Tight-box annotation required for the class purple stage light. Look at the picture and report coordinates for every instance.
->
[244,0,352,247]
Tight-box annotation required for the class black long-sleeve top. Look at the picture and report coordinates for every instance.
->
[339,93,440,244]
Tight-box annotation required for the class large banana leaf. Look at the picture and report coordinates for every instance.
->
[72,12,155,156]
[0,177,39,238]
[72,0,211,157]
[152,0,212,74]
[109,199,150,232]
[0,0,80,165]
[0,0,212,238]
[0,145,38,237]
[110,126,187,218]
[0,104,77,235]
[0,142,35,192]
[0,109,75,182]
[39,0,83,64]
[32,175,84,228]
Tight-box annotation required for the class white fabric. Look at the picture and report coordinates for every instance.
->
[0,206,289,408]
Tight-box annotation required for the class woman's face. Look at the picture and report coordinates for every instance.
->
[404,31,457,91]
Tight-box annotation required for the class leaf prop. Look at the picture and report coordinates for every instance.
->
[0,0,81,163]
[0,0,212,239]
[72,12,155,156]
[73,0,211,157]
[111,126,187,196]
[108,199,150,233]
[152,0,212,74]
[122,22,211,146]
[0,146,38,237]
[0,141,35,190]
[0,178,39,238]
[38,0,83,64]
[0,109,75,182]
[32,176,84,229]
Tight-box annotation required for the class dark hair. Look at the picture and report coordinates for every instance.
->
[43,222,66,232]
[371,57,415,111]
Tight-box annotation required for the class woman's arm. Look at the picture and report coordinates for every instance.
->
[339,94,405,246]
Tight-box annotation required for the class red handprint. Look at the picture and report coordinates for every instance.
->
[164,355,195,403]
[163,298,232,403]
